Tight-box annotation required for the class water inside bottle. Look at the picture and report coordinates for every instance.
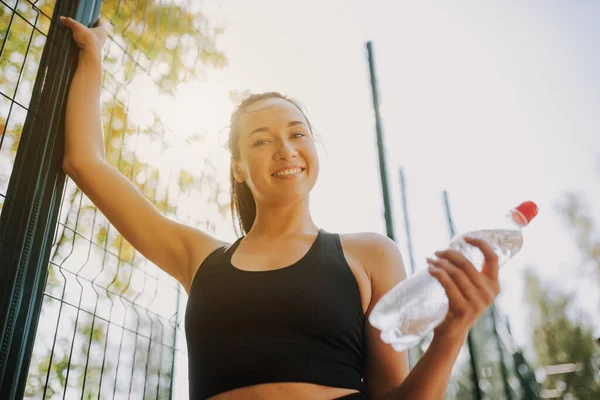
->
[449,229,523,269]
[369,228,523,352]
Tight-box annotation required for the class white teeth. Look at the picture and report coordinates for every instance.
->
[273,168,303,177]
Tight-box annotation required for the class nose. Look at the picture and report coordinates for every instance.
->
[274,139,298,160]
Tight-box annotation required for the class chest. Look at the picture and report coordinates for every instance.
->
[230,239,315,272]
[230,238,372,315]
[188,235,370,340]
[190,265,361,341]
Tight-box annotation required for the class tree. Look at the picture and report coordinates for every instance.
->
[520,184,600,399]
[558,192,600,292]
[523,269,600,399]
[1,1,229,398]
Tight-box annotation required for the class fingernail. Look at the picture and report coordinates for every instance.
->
[434,251,443,256]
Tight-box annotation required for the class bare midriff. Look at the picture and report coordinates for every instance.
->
[207,382,360,400]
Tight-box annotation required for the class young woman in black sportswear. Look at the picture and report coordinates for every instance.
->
[61,16,501,400]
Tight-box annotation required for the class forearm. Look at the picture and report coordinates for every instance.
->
[385,332,466,400]
[64,52,105,166]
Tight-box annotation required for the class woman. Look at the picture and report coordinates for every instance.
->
[60,16,501,400]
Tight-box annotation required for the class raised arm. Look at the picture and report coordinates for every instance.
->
[60,17,223,289]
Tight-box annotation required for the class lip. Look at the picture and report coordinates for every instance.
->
[271,165,306,176]
[272,169,305,180]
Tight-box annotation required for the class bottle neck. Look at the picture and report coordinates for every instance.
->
[509,209,529,229]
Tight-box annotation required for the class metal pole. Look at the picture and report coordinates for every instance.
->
[0,2,102,398]
[366,41,395,241]
[491,307,514,400]
[442,191,483,400]
[169,285,182,400]
[397,169,422,366]
[398,168,415,275]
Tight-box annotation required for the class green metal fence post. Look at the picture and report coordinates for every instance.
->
[491,307,514,400]
[398,168,423,364]
[0,1,102,398]
[366,41,395,242]
[442,191,483,400]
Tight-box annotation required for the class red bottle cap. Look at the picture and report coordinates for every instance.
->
[514,201,539,225]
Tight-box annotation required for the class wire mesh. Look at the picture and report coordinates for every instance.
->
[0,0,54,216]
[0,1,79,396]
[8,1,228,398]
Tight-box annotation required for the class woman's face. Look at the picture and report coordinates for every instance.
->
[233,97,320,205]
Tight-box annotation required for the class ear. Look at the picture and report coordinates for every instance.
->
[232,162,245,183]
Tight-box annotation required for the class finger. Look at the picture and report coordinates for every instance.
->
[433,249,498,298]
[428,263,470,317]
[428,257,491,309]
[434,249,481,283]
[59,16,85,31]
[464,236,499,281]
[435,249,471,270]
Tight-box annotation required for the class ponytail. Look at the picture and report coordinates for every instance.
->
[230,166,256,236]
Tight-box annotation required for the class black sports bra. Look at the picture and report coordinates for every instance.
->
[184,229,366,399]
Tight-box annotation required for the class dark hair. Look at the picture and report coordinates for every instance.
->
[228,92,315,236]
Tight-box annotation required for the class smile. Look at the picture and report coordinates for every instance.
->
[272,168,305,178]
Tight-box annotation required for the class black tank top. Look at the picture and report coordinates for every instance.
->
[185,229,366,399]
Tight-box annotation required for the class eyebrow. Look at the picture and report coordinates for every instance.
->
[248,121,307,137]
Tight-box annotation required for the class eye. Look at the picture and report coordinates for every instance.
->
[291,132,306,139]
[253,139,270,146]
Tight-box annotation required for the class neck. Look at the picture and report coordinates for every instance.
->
[248,197,318,238]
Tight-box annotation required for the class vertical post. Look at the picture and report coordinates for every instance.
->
[504,320,541,398]
[0,2,102,398]
[442,191,483,400]
[398,168,415,275]
[169,286,182,400]
[366,41,395,241]
[491,307,514,400]
[397,168,422,366]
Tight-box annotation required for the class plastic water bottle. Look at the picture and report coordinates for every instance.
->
[368,201,539,352]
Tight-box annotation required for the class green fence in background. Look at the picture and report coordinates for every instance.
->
[0,0,88,398]
[0,1,226,398]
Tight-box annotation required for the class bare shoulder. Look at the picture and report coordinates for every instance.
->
[174,223,228,291]
[338,232,405,273]
[340,232,410,398]
[339,232,407,309]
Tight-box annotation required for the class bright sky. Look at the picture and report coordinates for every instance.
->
[128,0,600,364]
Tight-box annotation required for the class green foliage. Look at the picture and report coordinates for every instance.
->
[101,0,227,93]
[558,193,600,284]
[0,1,231,398]
[524,269,600,399]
